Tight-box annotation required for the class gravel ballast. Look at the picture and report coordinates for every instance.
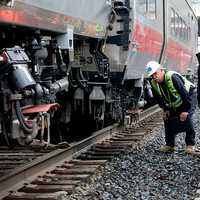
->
[67,109,200,200]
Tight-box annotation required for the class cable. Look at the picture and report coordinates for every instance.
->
[15,100,33,133]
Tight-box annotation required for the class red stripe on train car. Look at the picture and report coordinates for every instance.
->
[132,22,192,71]
[132,22,163,56]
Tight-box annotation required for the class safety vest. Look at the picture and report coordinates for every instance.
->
[151,71,194,111]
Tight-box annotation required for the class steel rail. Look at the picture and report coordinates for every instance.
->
[0,104,161,199]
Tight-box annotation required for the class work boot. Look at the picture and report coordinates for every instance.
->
[185,145,200,155]
[159,145,175,153]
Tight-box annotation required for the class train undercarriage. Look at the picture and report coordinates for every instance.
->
[0,26,147,147]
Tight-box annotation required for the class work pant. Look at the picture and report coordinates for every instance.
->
[164,91,197,147]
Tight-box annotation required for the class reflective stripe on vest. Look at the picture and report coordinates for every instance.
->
[151,71,194,111]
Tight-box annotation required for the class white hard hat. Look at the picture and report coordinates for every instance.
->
[145,61,162,77]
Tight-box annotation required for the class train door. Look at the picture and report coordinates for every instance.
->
[121,0,165,109]
[124,0,164,80]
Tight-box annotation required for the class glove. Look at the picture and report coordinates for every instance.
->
[179,112,188,122]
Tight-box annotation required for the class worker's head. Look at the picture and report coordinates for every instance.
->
[145,61,165,83]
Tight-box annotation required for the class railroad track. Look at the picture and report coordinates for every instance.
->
[0,105,162,200]
[0,146,56,177]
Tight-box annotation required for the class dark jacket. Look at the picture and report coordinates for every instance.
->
[151,72,193,116]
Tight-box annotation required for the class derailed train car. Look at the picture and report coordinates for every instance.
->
[0,0,197,145]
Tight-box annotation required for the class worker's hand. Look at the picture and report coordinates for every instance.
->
[162,110,170,121]
[179,112,188,122]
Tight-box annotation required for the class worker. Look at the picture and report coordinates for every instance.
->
[145,61,197,154]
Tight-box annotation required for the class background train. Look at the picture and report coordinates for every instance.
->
[0,0,198,146]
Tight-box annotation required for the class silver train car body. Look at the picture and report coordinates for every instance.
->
[0,0,197,145]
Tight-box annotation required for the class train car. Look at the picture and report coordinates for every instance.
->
[122,0,198,114]
[0,0,197,146]
[126,0,198,75]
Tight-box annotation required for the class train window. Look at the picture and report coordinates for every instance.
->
[137,0,156,20]
[185,25,188,41]
[170,8,175,36]
[187,13,191,41]
[137,0,147,15]
[180,18,184,40]
[147,0,157,19]
[183,20,185,40]
[188,26,191,41]
[170,9,191,42]
[174,12,179,37]
[0,0,13,7]
[178,16,182,39]
[183,21,187,41]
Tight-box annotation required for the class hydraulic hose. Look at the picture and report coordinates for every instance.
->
[15,100,33,133]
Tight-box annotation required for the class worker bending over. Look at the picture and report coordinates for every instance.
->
[145,61,197,154]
